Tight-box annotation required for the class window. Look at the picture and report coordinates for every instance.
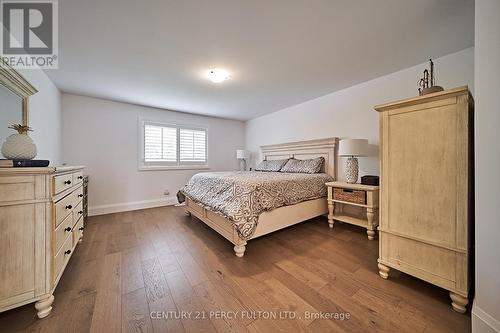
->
[140,120,208,170]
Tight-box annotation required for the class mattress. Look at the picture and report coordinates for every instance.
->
[181,171,333,239]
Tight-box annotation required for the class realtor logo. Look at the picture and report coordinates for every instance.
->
[0,0,58,68]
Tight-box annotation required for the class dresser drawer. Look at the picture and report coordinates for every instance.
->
[72,185,84,206]
[333,188,366,205]
[54,234,73,283]
[73,216,84,247]
[54,213,73,254]
[73,171,84,186]
[73,200,84,226]
[55,194,74,228]
[53,173,73,195]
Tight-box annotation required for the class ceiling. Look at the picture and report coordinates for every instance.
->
[47,0,474,121]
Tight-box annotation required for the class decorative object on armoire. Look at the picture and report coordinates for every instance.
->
[375,86,473,314]
[1,124,37,160]
[361,175,379,186]
[338,139,368,183]
[417,59,444,95]
[236,149,250,171]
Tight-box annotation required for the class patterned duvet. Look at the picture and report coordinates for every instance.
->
[180,171,333,239]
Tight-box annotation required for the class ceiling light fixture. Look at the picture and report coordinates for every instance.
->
[207,68,230,83]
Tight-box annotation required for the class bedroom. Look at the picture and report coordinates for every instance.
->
[0,0,498,332]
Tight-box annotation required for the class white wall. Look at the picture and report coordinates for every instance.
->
[473,1,500,332]
[61,94,245,215]
[18,68,62,165]
[245,48,474,181]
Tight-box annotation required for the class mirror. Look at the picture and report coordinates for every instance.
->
[0,63,37,158]
[0,85,23,145]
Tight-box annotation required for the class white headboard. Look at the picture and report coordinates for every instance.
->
[260,137,338,179]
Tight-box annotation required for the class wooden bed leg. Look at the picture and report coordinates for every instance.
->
[184,209,191,217]
[234,244,246,257]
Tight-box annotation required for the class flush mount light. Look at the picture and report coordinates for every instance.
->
[207,68,230,83]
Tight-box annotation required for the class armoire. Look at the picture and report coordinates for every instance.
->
[375,86,473,313]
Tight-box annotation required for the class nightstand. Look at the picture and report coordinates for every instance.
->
[326,181,379,240]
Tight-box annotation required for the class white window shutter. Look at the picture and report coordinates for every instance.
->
[179,128,207,163]
[144,124,177,162]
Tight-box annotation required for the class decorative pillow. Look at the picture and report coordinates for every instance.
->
[254,159,289,172]
[280,157,324,174]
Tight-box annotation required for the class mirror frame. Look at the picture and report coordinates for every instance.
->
[0,62,38,127]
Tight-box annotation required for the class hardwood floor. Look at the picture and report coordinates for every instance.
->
[0,206,470,332]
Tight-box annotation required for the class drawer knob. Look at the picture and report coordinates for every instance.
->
[64,250,71,255]
[64,227,71,232]
[79,226,84,231]
[64,180,72,185]
[77,176,83,180]
[78,194,83,198]
[66,204,72,209]
[78,211,83,215]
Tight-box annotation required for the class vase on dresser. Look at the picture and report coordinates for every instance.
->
[1,124,37,159]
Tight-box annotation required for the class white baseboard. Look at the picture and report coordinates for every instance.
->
[473,304,500,333]
[89,196,178,216]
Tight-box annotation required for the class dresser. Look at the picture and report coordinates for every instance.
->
[375,87,473,313]
[0,166,85,318]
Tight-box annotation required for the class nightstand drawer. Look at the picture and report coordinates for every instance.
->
[333,188,366,204]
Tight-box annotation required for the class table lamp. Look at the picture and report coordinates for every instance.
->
[338,139,368,183]
[236,149,250,171]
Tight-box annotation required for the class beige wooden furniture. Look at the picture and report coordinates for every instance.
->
[0,61,37,127]
[326,181,379,240]
[375,87,473,313]
[185,137,337,257]
[0,166,85,318]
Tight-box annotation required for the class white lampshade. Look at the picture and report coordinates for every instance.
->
[339,139,368,157]
[236,149,250,159]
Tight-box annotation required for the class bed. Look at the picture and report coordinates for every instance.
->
[182,137,338,257]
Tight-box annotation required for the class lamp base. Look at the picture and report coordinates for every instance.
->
[239,159,247,171]
[345,156,359,184]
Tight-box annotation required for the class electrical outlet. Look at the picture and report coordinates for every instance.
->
[163,190,170,196]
